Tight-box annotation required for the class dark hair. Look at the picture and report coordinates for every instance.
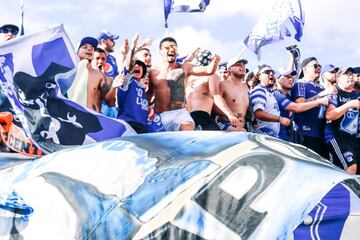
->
[95,48,106,54]
[136,47,150,53]
[159,37,177,49]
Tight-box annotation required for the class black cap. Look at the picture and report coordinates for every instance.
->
[299,57,317,78]
[0,24,19,35]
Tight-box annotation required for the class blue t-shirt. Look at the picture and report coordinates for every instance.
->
[273,90,293,141]
[325,86,360,143]
[117,77,148,127]
[291,79,326,138]
[250,84,280,136]
[105,54,119,80]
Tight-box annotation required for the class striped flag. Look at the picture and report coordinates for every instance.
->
[244,0,305,59]
[164,0,210,28]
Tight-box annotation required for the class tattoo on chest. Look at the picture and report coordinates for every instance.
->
[167,68,186,102]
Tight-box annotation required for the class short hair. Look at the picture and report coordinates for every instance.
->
[159,37,177,49]
[95,48,106,54]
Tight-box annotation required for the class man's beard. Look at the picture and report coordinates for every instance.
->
[354,81,360,90]
[105,46,114,53]
[233,72,245,79]
[266,82,275,88]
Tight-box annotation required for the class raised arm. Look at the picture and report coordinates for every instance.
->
[185,54,220,76]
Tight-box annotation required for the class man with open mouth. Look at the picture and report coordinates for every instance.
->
[148,37,220,131]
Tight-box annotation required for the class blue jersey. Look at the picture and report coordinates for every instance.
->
[105,54,119,80]
[326,86,359,141]
[273,90,293,141]
[117,78,148,127]
[291,79,325,138]
[250,84,280,136]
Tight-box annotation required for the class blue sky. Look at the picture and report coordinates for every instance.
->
[1,0,360,71]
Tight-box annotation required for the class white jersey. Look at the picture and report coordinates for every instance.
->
[250,84,280,136]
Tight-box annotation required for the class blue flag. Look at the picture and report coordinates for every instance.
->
[164,0,210,28]
[244,0,305,59]
[0,25,136,154]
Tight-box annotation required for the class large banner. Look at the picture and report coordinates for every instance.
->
[0,132,359,239]
[0,25,136,155]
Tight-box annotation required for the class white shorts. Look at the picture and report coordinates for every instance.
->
[160,108,194,131]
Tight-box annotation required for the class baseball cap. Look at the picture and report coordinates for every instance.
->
[97,30,119,41]
[336,67,354,78]
[78,37,98,51]
[0,24,19,35]
[275,69,297,79]
[227,56,248,68]
[218,62,228,69]
[322,64,339,74]
[299,57,317,78]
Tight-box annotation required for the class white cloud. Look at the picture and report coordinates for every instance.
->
[204,0,272,19]
[149,25,245,66]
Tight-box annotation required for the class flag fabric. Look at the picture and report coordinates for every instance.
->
[0,25,136,155]
[244,0,305,59]
[20,0,25,36]
[1,132,360,239]
[164,0,211,28]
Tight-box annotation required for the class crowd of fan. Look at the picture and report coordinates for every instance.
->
[1,24,359,174]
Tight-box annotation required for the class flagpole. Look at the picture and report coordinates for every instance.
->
[20,0,25,36]
[236,46,247,59]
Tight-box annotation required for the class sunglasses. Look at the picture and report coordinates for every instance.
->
[312,64,322,69]
[0,28,18,35]
[262,70,275,75]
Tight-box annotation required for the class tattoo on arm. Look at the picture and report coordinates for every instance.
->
[100,81,111,98]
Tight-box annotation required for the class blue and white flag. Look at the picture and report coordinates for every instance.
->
[164,0,210,28]
[244,0,305,59]
[0,25,136,154]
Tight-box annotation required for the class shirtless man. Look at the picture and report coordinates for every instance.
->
[186,49,240,130]
[213,58,250,131]
[149,37,220,131]
[68,37,114,112]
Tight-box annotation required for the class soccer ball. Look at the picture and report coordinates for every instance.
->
[196,49,212,66]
